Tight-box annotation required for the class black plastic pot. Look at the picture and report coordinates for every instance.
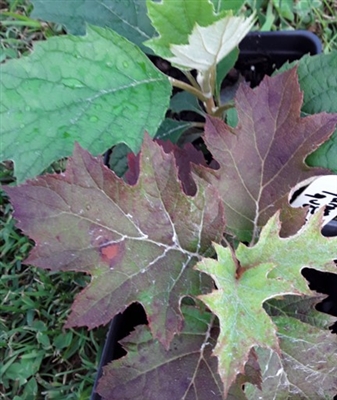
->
[91,30,337,400]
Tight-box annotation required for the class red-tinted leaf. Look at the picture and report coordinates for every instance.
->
[200,68,337,242]
[96,305,260,400]
[125,140,208,195]
[5,135,225,347]
[160,140,209,195]
[97,306,223,400]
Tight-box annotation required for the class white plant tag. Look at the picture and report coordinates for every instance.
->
[289,175,337,226]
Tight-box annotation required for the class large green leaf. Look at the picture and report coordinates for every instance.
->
[31,0,155,52]
[0,25,171,183]
[276,52,337,173]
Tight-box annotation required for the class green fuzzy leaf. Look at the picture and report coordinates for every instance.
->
[0,25,171,183]
[31,0,155,53]
[196,211,337,396]
[276,52,337,173]
[145,0,226,58]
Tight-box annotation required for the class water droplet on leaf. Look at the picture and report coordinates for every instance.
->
[61,78,84,89]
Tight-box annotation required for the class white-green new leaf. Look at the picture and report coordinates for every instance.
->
[0,25,171,183]
[167,14,254,97]
[168,14,255,72]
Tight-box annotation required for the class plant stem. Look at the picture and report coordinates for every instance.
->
[169,77,209,103]
[212,102,234,118]
[183,71,201,90]
[204,96,217,115]
[191,122,205,128]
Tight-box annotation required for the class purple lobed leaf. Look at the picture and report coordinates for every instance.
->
[5,135,225,347]
[199,68,337,242]
[97,306,223,400]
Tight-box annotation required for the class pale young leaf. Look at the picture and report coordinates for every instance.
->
[195,211,337,396]
[167,14,255,73]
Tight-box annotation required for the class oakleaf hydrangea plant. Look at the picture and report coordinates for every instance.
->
[2,0,337,398]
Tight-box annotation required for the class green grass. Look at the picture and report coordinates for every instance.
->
[251,0,337,52]
[0,0,64,62]
[0,0,336,398]
[0,188,108,399]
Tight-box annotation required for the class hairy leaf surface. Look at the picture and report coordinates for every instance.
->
[200,68,337,241]
[196,212,337,396]
[5,136,225,347]
[31,0,155,52]
[246,297,337,398]
[0,25,171,182]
